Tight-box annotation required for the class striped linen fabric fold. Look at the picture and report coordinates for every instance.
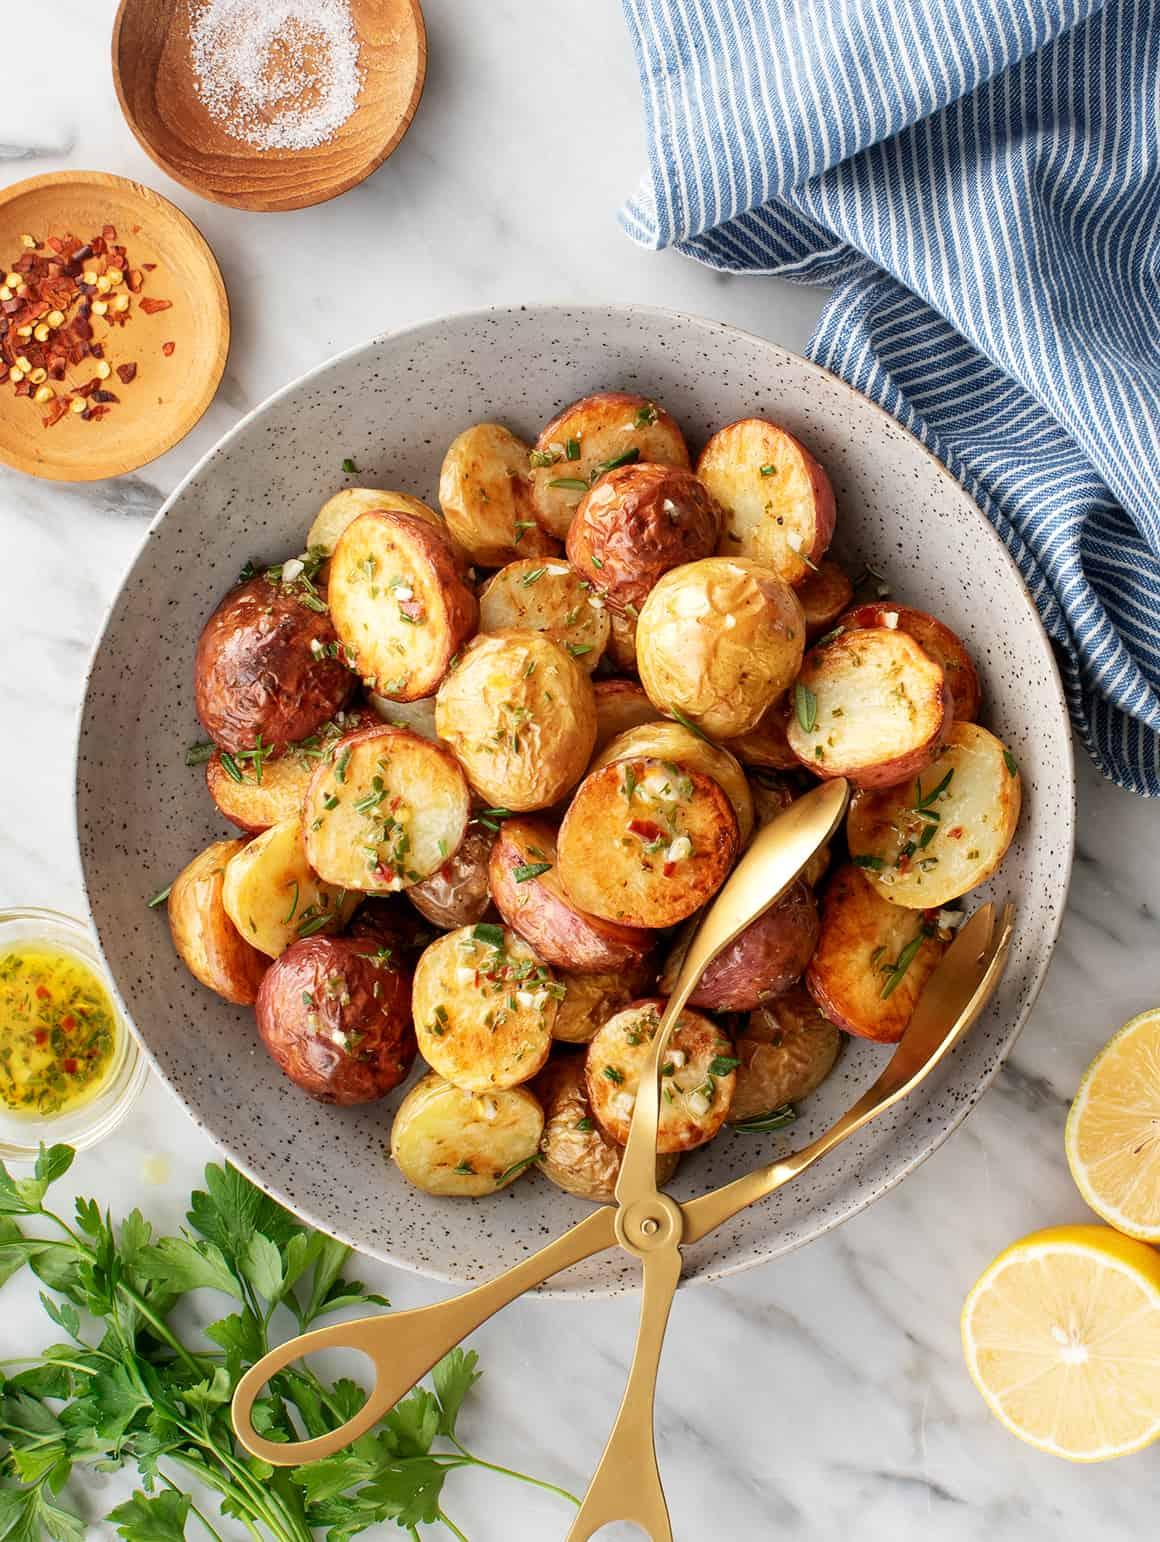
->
[619,0,1160,794]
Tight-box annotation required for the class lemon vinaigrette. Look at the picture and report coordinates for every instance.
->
[0,943,120,1116]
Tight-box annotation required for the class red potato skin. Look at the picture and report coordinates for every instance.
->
[686,881,819,1011]
[194,577,354,754]
[407,822,496,929]
[255,936,416,1104]
[346,897,441,964]
[839,603,982,724]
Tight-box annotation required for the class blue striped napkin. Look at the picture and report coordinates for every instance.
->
[619,0,1160,795]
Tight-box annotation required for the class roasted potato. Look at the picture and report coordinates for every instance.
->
[529,392,691,540]
[536,1055,679,1202]
[302,725,471,893]
[786,627,952,787]
[167,838,269,1004]
[329,510,478,701]
[307,488,463,580]
[194,576,354,755]
[590,719,755,845]
[346,895,439,963]
[660,880,819,1011]
[553,960,657,1044]
[438,423,560,568]
[585,1000,736,1152]
[566,463,722,614]
[557,758,739,928]
[605,606,638,673]
[796,559,855,639]
[407,821,497,930]
[592,680,657,753]
[636,558,805,739]
[205,707,377,834]
[846,723,1022,907]
[391,1072,545,1197]
[412,924,557,1090]
[488,817,654,972]
[699,418,836,585]
[723,697,798,772]
[255,936,415,1104]
[806,864,947,1042]
[368,692,441,743]
[478,558,609,672]
[220,816,358,959]
[840,602,982,723]
[434,630,597,810]
[728,986,842,1124]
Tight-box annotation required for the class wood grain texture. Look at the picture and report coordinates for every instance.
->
[0,170,228,482]
[112,0,427,213]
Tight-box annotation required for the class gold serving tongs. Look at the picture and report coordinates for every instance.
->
[232,779,1015,1540]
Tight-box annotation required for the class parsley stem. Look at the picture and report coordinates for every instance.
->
[449,1435,581,1507]
[160,1471,229,1542]
[439,1508,470,1541]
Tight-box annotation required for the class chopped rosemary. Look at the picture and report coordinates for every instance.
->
[184,741,215,767]
[547,478,588,491]
[589,448,640,482]
[668,707,708,741]
[879,923,935,999]
[495,1153,540,1183]
[146,883,171,908]
[513,862,552,883]
[733,1104,797,1133]
[852,854,885,870]
[1003,750,1018,776]
[794,682,818,734]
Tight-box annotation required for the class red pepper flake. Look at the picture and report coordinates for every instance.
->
[33,1029,48,1045]
[116,362,137,383]
[662,861,676,878]
[41,399,66,428]
[35,984,50,1000]
[628,818,663,843]
[127,269,143,292]
[139,297,171,314]
[102,224,117,241]
[142,261,157,271]
[62,1058,78,1075]
[60,1014,76,1032]
[946,826,964,839]
[161,340,175,356]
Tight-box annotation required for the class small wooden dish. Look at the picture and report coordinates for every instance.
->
[112,0,427,213]
[0,171,228,482]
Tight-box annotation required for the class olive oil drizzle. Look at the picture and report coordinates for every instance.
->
[0,946,117,1116]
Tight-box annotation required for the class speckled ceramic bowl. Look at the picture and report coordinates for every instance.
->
[77,305,1074,1295]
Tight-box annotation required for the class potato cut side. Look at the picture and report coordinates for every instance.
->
[593,680,657,754]
[700,418,836,584]
[787,626,952,787]
[537,1055,678,1203]
[168,838,269,1004]
[728,986,842,1123]
[605,606,638,672]
[391,1072,545,1197]
[553,960,656,1044]
[806,864,947,1042]
[557,758,739,928]
[478,557,610,671]
[585,1000,737,1152]
[590,718,755,845]
[308,487,457,566]
[412,924,557,1091]
[846,723,1022,907]
[205,707,377,833]
[329,510,478,701]
[840,602,982,723]
[439,422,560,567]
[303,725,471,893]
[796,559,854,639]
[221,817,358,959]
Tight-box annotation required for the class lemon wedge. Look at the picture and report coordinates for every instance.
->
[1065,1008,1160,1240]
[961,1225,1160,1461]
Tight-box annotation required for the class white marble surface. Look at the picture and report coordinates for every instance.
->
[2,2,1158,1538]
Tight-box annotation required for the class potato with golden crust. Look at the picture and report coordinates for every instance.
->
[329,510,478,701]
[605,607,638,673]
[839,602,982,723]
[846,723,1022,908]
[536,1055,679,1203]
[221,817,358,959]
[787,627,953,788]
[205,707,377,834]
[700,418,836,585]
[412,924,557,1091]
[590,719,755,845]
[529,392,691,540]
[592,680,657,753]
[660,880,819,1011]
[796,559,855,639]
[407,821,497,930]
[557,757,739,928]
[167,838,269,1005]
[391,1073,544,1197]
[728,986,841,1124]
[478,558,609,671]
[723,697,798,772]
[636,558,805,739]
[438,423,561,568]
[255,935,415,1104]
[307,488,464,578]
[434,630,597,811]
[194,576,354,755]
[806,864,947,1043]
[552,960,656,1044]
[566,463,723,614]
[302,725,471,894]
[488,817,654,972]
[585,1000,736,1152]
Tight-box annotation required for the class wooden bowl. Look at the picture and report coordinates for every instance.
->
[112,0,427,212]
[0,171,228,482]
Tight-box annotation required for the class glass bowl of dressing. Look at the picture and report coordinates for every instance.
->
[0,908,147,1161]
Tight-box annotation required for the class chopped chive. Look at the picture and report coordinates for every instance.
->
[453,1161,475,1176]
[708,1056,741,1076]
[282,881,300,924]
[520,566,547,587]
[564,437,581,460]
[589,448,640,482]
[879,924,934,999]
[915,768,954,808]
[342,457,358,474]
[852,854,885,870]
[1003,750,1018,777]
[473,922,505,948]
[602,1066,625,1085]
[565,642,594,657]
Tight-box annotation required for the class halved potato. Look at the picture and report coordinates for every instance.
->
[590,719,755,845]
[553,961,657,1044]
[659,880,818,1011]
[529,392,690,540]
[556,758,739,928]
[221,816,358,959]
[205,707,377,834]
[368,692,441,742]
[434,630,597,810]
[167,838,269,1004]
[700,418,836,585]
[537,1055,679,1203]
[585,1000,736,1152]
[840,602,982,723]
[723,697,798,771]
[412,924,557,1090]
[846,723,1022,907]
[796,559,854,639]
[593,680,657,753]
[636,558,805,739]
[806,864,947,1042]
[302,725,471,893]
[728,986,842,1124]
[391,1072,545,1197]
[488,817,654,972]
[407,822,497,929]
[329,510,478,700]
[478,557,609,671]
[307,488,461,576]
[605,607,638,673]
[786,627,952,787]
[438,422,560,568]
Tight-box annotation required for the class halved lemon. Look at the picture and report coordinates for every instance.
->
[961,1225,1160,1461]
[1066,1007,1160,1240]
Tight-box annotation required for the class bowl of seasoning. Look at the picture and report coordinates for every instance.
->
[0,908,147,1160]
